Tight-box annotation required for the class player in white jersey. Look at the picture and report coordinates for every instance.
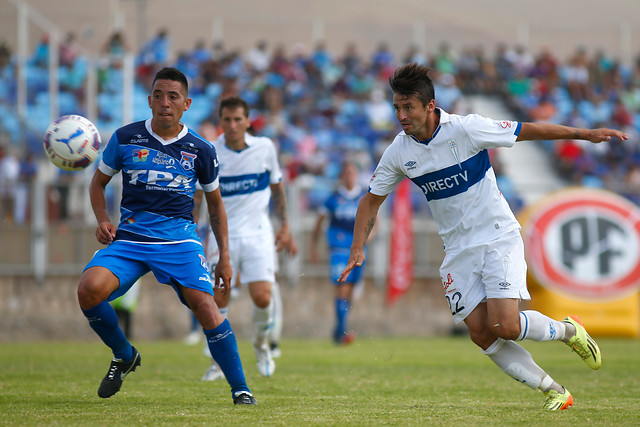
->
[77,68,255,405]
[339,63,628,410]
[199,96,296,380]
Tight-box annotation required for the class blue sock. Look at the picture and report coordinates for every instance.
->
[82,301,133,361]
[204,319,250,397]
[334,298,350,341]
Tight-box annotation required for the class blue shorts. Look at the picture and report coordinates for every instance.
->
[84,240,213,306]
[329,247,364,285]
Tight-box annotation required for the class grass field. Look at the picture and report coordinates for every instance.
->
[1,336,638,426]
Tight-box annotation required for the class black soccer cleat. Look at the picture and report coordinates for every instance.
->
[97,347,141,398]
[233,391,257,405]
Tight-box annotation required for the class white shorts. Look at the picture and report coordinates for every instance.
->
[207,231,276,286]
[439,230,531,323]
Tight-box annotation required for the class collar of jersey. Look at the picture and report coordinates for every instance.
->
[338,184,363,198]
[407,108,449,145]
[219,132,253,152]
[145,118,189,145]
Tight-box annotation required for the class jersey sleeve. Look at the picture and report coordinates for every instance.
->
[368,144,406,196]
[461,114,521,150]
[266,138,283,184]
[320,194,334,215]
[97,131,122,176]
[197,143,220,193]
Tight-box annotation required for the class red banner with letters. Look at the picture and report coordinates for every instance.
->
[386,179,414,306]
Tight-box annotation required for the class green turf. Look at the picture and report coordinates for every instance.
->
[0,337,638,425]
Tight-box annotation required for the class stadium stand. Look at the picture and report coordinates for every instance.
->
[0,29,637,278]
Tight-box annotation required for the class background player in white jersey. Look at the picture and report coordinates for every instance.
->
[77,67,256,405]
[310,161,368,345]
[339,63,628,410]
[199,96,296,380]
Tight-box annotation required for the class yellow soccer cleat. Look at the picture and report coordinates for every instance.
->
[543,387,574,411]
[564,315,602,370]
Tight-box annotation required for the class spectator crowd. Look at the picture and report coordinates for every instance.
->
[0,29,639,225]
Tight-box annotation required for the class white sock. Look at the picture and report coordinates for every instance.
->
[252,301,272,348]
[219,306,229,318]
[518,311,570,342]
[269,281,283,345]
[482,338,551,390]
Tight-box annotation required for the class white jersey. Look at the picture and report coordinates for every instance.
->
[369,108,521,254]
[213,132,282,238]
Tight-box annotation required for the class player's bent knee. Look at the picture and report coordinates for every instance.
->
[252,293,271,309]
[491,322,520,341]
[77,279,108,309]
[467,328,498,350]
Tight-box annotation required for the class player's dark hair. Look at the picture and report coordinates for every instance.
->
[152,67,189,95]
[219,96,250,118]
[389,63,435,106]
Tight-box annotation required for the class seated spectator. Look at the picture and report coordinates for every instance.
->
[32,34,49,68]
[59,32,80,67]
[434,73,462,112]
[139,28,170,65]
[245,40,271,72]
[563,48,590,101]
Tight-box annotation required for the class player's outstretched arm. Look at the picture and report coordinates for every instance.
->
[517,122,629,143]
[204,188,232,294]
[89,169,116,245]
[338,192,386,283]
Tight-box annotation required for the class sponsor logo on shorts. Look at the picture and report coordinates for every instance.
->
[441,273,454,291]
[198,254,209,271]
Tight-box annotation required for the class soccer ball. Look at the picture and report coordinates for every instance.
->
[43,115,101,171]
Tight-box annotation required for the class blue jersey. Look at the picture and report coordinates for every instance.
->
[322,185,366,249]
[99,119,220,244]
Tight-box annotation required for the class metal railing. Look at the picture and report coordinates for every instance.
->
[0,168,444,285]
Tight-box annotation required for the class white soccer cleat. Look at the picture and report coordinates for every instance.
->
[201,362,224,381]
[183,330,202,346]
[254,343,276,377]
[270,343,282,358]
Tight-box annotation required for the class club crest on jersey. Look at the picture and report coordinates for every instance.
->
[133,148,149,162]
[180,151,197,170]
[447,140,462,169]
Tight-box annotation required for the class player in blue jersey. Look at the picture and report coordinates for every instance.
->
[340,63,628,410]
[310,161,368,345]
[76,67,256,405]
